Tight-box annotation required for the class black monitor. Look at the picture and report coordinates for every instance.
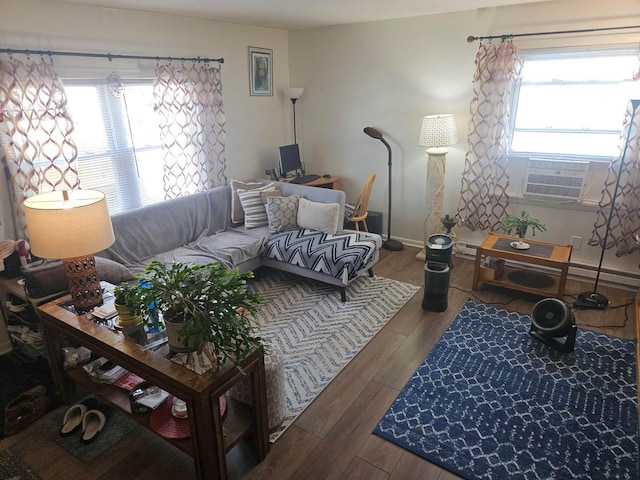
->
[279,144,302,177]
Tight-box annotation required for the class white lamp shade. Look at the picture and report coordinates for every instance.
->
[418,114,458,148]
[23,190,115,259]
[285,87,304,100]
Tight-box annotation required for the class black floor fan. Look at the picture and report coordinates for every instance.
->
[575,99,640,310]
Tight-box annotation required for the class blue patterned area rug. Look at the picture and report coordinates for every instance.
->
[252,269,419,442]
[374,299,639,480]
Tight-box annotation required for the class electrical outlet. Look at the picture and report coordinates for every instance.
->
[571,236,582,250]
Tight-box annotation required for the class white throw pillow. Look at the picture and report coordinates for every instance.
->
[237,185,276,229]
[297,197,341,235]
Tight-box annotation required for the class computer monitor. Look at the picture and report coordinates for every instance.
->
[279,144,302,177]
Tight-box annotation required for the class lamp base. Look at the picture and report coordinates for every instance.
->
[63,255,104,313]
[383,239,404,251]
[574,291,609,310]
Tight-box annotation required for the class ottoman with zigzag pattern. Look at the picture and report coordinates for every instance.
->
[262,228,381,301]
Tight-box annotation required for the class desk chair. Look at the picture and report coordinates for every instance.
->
[344,173,376,232]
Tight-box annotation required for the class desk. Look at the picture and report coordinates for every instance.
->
[282,175,342,190]
[36,295,269,480]
[472,233,572,298]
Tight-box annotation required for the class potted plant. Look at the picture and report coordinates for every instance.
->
[137,261,264,372]
[500,211,546,250]
[113,282,144,327]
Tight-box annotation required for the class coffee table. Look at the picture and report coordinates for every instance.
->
[472,233,572,298]
[36,294,269,480]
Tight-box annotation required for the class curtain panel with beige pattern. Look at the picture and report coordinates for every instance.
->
[153,62,227,199]
[0,56,80,237]
[456,41,522,232]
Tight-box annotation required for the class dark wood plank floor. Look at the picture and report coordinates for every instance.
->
[1,246,637,479]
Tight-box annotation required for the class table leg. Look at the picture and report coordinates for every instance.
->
[189,394,225,480]
[250,353,270,461]
[472,248,483,291]
[39,321,74,403]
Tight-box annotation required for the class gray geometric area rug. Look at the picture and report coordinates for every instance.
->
[374,299,639,480]
[0,448,41,480]
[252,269,419,442]
[37,398,137,464]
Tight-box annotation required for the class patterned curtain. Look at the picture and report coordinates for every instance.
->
[153,62,227,199]
[456,40,523,231]
[0,56,79,237]
[588,99,640,257]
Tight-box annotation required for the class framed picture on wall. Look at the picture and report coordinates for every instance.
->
[248,46,273,96]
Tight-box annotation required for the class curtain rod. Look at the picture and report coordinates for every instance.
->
[467,24,640,43]
[0,47,224,64]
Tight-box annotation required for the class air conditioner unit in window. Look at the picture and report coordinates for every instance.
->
[524,158,588,201]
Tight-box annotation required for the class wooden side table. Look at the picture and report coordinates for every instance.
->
[36,295,269,480]
[472,233,572,298]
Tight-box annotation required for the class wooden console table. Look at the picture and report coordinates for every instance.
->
[36,295,269,480]
[472,233,572,298]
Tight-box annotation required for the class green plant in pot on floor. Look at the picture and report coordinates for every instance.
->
[501,211,546,250]
[137,261,264,372]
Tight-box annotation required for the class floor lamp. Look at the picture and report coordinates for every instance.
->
[575,98,640,310]
[364,127,403,251]
[286,87,304,144]
[416,114,458,261]
[23,190,115,313]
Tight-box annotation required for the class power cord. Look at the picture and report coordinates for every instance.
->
[450,285,634,329]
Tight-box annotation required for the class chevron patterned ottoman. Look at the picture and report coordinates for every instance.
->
[262,228,381,301]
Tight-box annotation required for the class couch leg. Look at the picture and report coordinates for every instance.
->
[340,287,346,302]
[368,268,374,277]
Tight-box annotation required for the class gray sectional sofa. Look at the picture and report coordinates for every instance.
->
[97,181,382,300]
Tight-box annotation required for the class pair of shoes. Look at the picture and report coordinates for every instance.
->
[4,385,48,436]
[60,397,111,443]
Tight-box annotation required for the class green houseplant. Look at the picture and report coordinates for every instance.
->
[137,261,264,372]
[501,211,546,250]
[113,282,145,327]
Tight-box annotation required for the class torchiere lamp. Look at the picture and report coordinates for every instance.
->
[286,87,304,144]
[416,114,458,261]
[364,126,403,251]
[23,190,115,313]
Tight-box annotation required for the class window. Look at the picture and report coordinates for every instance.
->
[509,46,640,160]
[64,78,164,215]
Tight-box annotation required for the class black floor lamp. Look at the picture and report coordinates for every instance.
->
[364,127,404,251]
[575,99,640,309]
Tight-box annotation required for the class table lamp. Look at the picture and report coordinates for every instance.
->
[416,114,458,261]
[23,190,115,313]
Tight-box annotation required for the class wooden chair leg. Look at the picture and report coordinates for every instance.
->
[363,220,369,232]
[354,222,360,231]
[339,287,346,302]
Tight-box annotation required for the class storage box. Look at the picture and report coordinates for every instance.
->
[479,257,504,280]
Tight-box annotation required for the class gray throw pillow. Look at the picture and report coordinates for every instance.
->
[95,256,135,284]
[297,197,341,235]
[266,195,301,233]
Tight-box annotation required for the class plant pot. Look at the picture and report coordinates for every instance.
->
[115,303,142,327]
[164,319,194,353]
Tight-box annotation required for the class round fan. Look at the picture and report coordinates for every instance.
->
[530,298,577,353]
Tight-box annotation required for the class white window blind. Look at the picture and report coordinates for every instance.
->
[64,79,164,215]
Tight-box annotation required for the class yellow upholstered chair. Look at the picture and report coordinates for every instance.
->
[345,173,376,232]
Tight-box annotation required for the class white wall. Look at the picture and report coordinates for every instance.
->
[0,0,292,240]
[289,0,640,282]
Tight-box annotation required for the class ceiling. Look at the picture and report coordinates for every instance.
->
[58,0,551,30]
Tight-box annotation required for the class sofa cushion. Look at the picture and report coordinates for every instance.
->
[230,180,272,224]
[266,195,300,234]
[238,185,276,229]
[297,198,341,235]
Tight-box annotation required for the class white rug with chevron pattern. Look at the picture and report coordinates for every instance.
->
[250,268,419,441]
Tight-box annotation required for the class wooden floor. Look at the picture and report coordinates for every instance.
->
[1,246,637,479]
